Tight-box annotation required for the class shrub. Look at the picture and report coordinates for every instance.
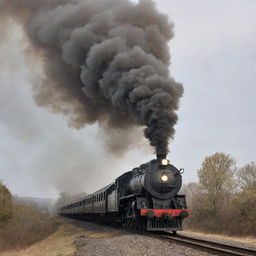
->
[0,182,13,226]
[0,203,59,250]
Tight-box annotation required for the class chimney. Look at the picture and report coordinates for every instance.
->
[156,154,166,162]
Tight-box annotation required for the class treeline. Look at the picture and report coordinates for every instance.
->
[183,152,256,236]
[0,182,58,251]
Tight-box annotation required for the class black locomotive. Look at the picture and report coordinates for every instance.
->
[59,155,190,232]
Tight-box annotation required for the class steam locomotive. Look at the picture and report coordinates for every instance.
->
[59,155,190,232]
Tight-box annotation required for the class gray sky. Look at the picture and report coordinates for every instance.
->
[0,0,255,198]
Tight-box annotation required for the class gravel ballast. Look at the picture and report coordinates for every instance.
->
[69,220,211,256]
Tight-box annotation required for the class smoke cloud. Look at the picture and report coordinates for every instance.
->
[0,0,183,155]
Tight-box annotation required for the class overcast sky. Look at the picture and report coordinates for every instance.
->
[0,0,255,198]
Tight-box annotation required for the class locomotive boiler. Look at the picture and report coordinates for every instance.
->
[59,155,190,232]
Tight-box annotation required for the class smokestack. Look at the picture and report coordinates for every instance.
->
[0,0,183,155]
[157,154,166,162]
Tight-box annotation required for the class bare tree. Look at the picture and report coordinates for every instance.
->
[237,162,256,189]
[184,155,256,235]
[197,152,236,216]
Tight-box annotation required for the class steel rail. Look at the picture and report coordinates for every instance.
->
[147,232,256,256]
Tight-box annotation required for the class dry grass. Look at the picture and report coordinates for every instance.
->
[181,230,256,246]
[0,204,59,250]
[0,220,84,256]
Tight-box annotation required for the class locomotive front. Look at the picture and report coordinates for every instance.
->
[130,155,182,200]
[122,155,189,231]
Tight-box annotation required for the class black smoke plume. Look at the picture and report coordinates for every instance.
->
[0,0,183,156]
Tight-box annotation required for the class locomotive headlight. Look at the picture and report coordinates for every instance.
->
[160,174,168,182]
[161,159,169,166]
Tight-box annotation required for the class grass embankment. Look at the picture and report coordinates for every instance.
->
[0,219,84,256]
[0,203,58,250]
[0,183,83,255]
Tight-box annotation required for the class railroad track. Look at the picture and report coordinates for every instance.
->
[65,217,255,255]
[148,232,256,256]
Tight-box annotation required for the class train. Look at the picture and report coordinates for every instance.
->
[59,154,190,232]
